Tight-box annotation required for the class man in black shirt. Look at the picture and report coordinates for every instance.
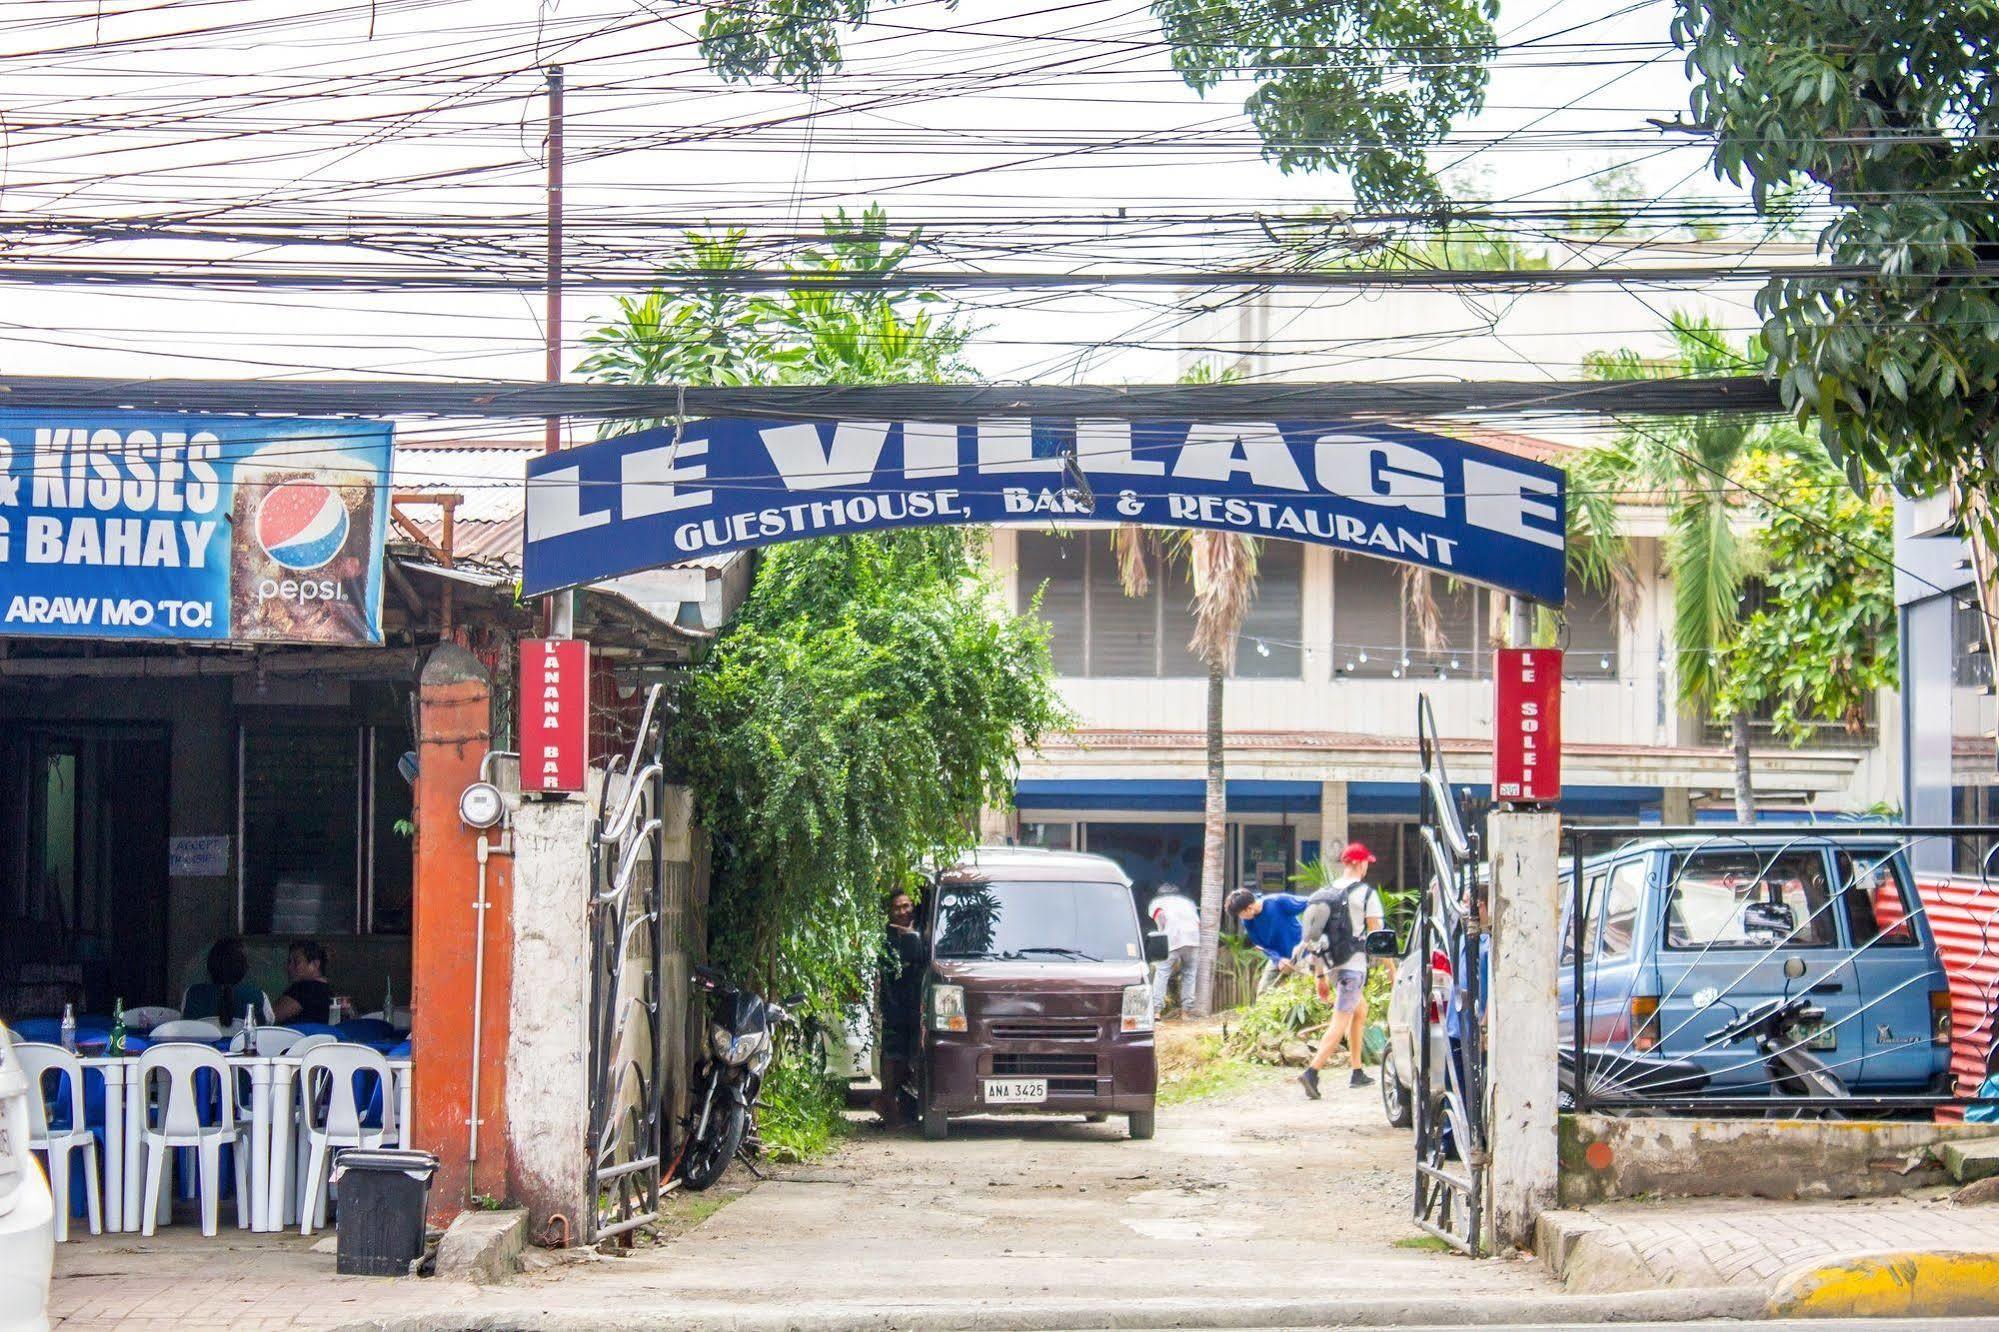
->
[876,891,928,1126]
[272,939,337,1025]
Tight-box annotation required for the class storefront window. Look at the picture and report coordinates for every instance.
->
[1017,821,1075,850]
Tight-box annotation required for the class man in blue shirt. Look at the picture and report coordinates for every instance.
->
[1226,887,1311,995]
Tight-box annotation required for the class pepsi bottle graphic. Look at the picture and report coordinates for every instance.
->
[228,444,380,643]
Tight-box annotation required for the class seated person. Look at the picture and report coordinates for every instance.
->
[271,939,338,1025]
[180,936,274,1025]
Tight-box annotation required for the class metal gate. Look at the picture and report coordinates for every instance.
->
[584,684,670,1242]
[1410,696,1489,1254]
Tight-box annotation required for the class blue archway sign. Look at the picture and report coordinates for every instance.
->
[521,417,1566,603]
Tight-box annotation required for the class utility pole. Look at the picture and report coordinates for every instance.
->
[544,64,564,458]
[543,65,573,638]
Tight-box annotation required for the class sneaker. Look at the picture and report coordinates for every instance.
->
[1298,1066,1322,1100]
[1349,1068,1375,1088]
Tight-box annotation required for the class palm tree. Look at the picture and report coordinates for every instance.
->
[1577,313,1803,821]
[1112,526,1259,1016]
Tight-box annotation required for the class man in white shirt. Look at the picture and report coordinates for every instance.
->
[1295,843,1386,1098]
[1146,884,1201,1019]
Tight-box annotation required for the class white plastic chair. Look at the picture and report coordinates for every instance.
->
[227,1026,304,1056]
[297,1043,396,1235]
[136,1043,250,1237]
[16,1043,102,1242]
[121,1006,182,1033]
[148,1018,225,1043]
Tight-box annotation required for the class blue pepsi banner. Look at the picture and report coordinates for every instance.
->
[523,417,1567,603]
[0,413,391,644]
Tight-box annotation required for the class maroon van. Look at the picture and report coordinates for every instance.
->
[916,848,1158,1140]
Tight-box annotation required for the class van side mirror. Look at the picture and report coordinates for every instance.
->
[1144,930,1169,963]
[1364,928,1400,958]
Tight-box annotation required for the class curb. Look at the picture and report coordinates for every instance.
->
[1766,1249,1999,1319]
[433,1209,528,1284]
[335,1286,1767,1332]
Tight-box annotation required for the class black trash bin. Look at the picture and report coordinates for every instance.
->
[331,1147,438,1276]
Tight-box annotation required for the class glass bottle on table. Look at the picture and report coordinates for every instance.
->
[108,998,126,1057]
[59,1003,76,1054]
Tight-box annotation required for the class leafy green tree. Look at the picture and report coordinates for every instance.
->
[1714,450,1898,746]
[695,1,1496,213]
[1578,313,1802,819]
[1671,2,1999,656]
[581,207,1065,1153]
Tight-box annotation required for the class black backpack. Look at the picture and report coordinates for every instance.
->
[1305,883,1363,968]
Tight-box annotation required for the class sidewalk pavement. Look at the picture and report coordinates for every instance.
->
[1539,1195,1999,1316]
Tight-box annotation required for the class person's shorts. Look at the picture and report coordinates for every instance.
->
[1331,970,1365,1013]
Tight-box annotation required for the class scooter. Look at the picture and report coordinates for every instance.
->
[677,965,805,1190]
[1701,957,1849,1116]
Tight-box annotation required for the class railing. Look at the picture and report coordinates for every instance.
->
[584,684,671,1243]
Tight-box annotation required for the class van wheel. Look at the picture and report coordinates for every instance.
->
[1380,1050,1413,1128]
[920,1095,949,1140]
[1127,1110,1156,1140]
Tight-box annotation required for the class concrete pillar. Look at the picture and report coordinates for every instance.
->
[409,643,508,1223]
[505,794,595,1241]
[1660,786,1693,826]
[1318,779,1349,856]
[1485,808,1563,1253]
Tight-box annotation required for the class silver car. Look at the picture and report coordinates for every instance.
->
[0,1021,54,1332]
[1379,932,1458,1133]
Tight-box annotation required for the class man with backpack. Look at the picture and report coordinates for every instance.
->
[1293,842,1386,1098]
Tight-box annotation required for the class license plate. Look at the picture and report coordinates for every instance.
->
[983,1077,1047,1104]
[1794,1019,1836,1051]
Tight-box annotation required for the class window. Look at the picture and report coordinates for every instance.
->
[1663,849,1837,949]
[932,880,1143,962]
[1834,850,1920,947]
[1955,597,1993,688]
[1015,530,1304,678]
[1598,861,1644,959]
[1017,821,1075,851]
[1333,557,1493,680]
[1566,871,1605,963]
[1563,580,1620,679]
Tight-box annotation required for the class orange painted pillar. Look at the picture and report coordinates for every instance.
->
[409,642,512,1220]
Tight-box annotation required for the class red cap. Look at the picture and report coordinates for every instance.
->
[1340,841,1377,866]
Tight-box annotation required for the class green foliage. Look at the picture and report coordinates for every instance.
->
[1222,970,1390,1064]
[693,1,1496,214]
[577,207,971,436]
[754,1041,849,1163]
[582,206,1065,1156]
[1713,451,1898,744]
[1578,313,1806,709]
[1670,3,1999,517]
[682,527,1071,1009]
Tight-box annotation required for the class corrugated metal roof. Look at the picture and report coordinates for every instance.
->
[392,439,537,525]
[1914,875,1999,1114]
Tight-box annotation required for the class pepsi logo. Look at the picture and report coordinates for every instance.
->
[257,481,350,571]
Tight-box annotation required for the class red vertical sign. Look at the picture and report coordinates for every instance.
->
[1494,647,1561,804]
[521,638,590,794]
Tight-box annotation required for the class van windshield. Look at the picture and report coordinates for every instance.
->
[933,880,1140,963]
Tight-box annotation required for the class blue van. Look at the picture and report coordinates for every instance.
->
[1560,836,1953,1101]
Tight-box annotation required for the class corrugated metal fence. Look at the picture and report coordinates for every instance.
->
[1915,875,1999,1117]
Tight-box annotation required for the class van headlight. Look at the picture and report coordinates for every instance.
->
[929,984,967,1033]
[1121,984,1154,1033]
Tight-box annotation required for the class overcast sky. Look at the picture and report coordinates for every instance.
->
[0,0,1761,404]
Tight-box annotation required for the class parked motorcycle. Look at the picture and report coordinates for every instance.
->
[677,965,804,1190]
[1701,957,1849,1115]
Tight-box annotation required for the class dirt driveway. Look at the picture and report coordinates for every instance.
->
[470,1054,1563,1324]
